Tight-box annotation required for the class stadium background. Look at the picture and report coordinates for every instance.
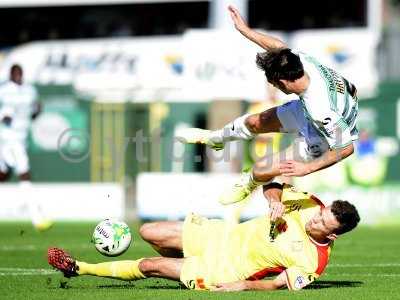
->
[1,0,400,299]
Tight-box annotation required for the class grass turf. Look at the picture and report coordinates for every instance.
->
[0,222,399,300]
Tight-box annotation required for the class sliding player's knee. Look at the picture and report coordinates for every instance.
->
[140,222,176,247]
[139,223,159,243]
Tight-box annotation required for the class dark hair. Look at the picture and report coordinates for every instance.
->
[256,48,304,83]
[331,200,360,235]
[10,64,22,74]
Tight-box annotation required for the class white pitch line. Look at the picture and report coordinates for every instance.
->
[330,263,400,267]
[0,268,57,276]
[0,263,399,277]
[1,271,399,277]
[0,268,399,278]
[0,272,56,276]
[0,245,37,251]
[0,244,92,251]
[326,273,400,277]
[0,268,54,271]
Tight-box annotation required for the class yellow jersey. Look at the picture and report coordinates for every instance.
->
[181,184,331,290]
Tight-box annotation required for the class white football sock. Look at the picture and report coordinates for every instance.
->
[212,114,255,143]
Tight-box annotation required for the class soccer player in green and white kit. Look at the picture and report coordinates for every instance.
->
[176,5,359,205]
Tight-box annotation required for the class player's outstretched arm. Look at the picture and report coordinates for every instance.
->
[211,272,286,291]
[228,5,287,51]
[280,143,354,177]
[263,182,283,202]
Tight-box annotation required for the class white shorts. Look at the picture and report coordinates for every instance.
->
[276,100,329,161]
[0,141,30,175]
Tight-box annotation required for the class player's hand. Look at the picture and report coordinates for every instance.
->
[269,201,285,222]
[279,160,312,177]
[211,281,247,292]
[228,5,250,34]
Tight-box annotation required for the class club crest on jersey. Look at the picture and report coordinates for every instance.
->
[294,276,307,289]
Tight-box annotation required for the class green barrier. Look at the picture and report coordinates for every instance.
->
[158,102,209,172]
[358,81,400,183]
[28,85,91,182]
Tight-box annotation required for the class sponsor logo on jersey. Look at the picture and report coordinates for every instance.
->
[294,275,308,289]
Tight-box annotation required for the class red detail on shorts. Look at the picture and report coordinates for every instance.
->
[196,278,205,289]
[310,195,325,208]
[247,266,286,280]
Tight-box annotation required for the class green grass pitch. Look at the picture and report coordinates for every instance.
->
[0,222,399,300]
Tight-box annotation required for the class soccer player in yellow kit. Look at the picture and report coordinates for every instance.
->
[48,183,360,291]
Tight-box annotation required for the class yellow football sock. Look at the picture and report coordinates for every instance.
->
[76,259,146,280]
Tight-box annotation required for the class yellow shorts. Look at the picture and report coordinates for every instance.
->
[179,213,237,290]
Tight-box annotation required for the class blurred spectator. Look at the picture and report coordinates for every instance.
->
[0,64,52,230]
[357,130,376,157]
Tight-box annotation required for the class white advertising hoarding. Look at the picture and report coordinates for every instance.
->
[0,183,124,220]
[0,28,378,100]
[0,37,183,99]
[291,28,379,98]
[182,29,286,101]
[137,172,269,220]
[137,173,400,225]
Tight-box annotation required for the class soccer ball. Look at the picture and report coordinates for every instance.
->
[92,219,132,257]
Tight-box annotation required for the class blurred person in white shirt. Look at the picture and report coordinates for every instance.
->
[0,64,52,231]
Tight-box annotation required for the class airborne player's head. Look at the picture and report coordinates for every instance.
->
[305,200,360,242]
[256,48,305,95]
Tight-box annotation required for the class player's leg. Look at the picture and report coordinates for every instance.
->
[252,110,330,183]
[0,169,11,181]
[219,143,298,204]
[18,171,30,181]
[0,146,11,181]
[13,142,53,231]
[175,106,283,150]
[245,106,283,134]
[139,221,184,257]
[48,247,183,281]
[218,100,304,204]
[78,257,183,281]
[138,257,183,280]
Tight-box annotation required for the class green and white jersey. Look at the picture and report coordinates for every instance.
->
[295,50,359,149]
